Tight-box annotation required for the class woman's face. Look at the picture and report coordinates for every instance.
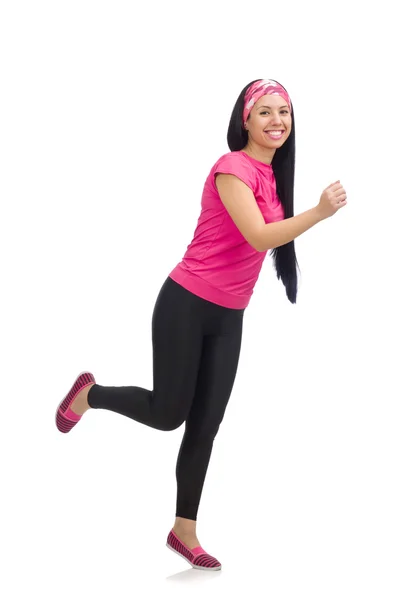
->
[245,94,292,148]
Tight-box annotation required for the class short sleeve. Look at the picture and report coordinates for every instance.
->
[213,152,256,194]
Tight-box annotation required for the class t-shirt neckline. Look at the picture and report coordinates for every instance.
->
[239,151,273,169]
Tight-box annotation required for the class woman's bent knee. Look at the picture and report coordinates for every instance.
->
[157,413,186,431]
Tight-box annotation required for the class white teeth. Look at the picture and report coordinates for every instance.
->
[266,131,283,134]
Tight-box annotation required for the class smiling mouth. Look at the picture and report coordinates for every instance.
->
[264,130,285,138]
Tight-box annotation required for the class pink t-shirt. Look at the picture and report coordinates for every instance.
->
[169,150,285,309]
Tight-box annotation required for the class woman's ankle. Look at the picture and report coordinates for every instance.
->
[172,518,200,550]
[173,516,197,535]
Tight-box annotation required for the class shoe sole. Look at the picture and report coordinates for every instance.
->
[166,543,222,571]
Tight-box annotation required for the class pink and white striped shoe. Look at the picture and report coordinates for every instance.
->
[55,371,96,434]
[166,529,222,571]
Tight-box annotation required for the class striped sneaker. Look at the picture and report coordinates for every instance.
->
[55,371,96,433]
[166,529,221,571]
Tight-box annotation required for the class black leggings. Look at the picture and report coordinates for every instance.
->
[87,277,245,521]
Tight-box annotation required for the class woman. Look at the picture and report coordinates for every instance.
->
[55,79,347,571]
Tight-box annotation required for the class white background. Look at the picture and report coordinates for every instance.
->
[1,0,396,598]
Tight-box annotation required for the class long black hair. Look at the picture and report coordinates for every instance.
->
[227,79,300,304]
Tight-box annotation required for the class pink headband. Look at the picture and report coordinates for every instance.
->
[243,79,292,127]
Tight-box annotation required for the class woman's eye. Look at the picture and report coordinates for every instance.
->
[260,111,289,115]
